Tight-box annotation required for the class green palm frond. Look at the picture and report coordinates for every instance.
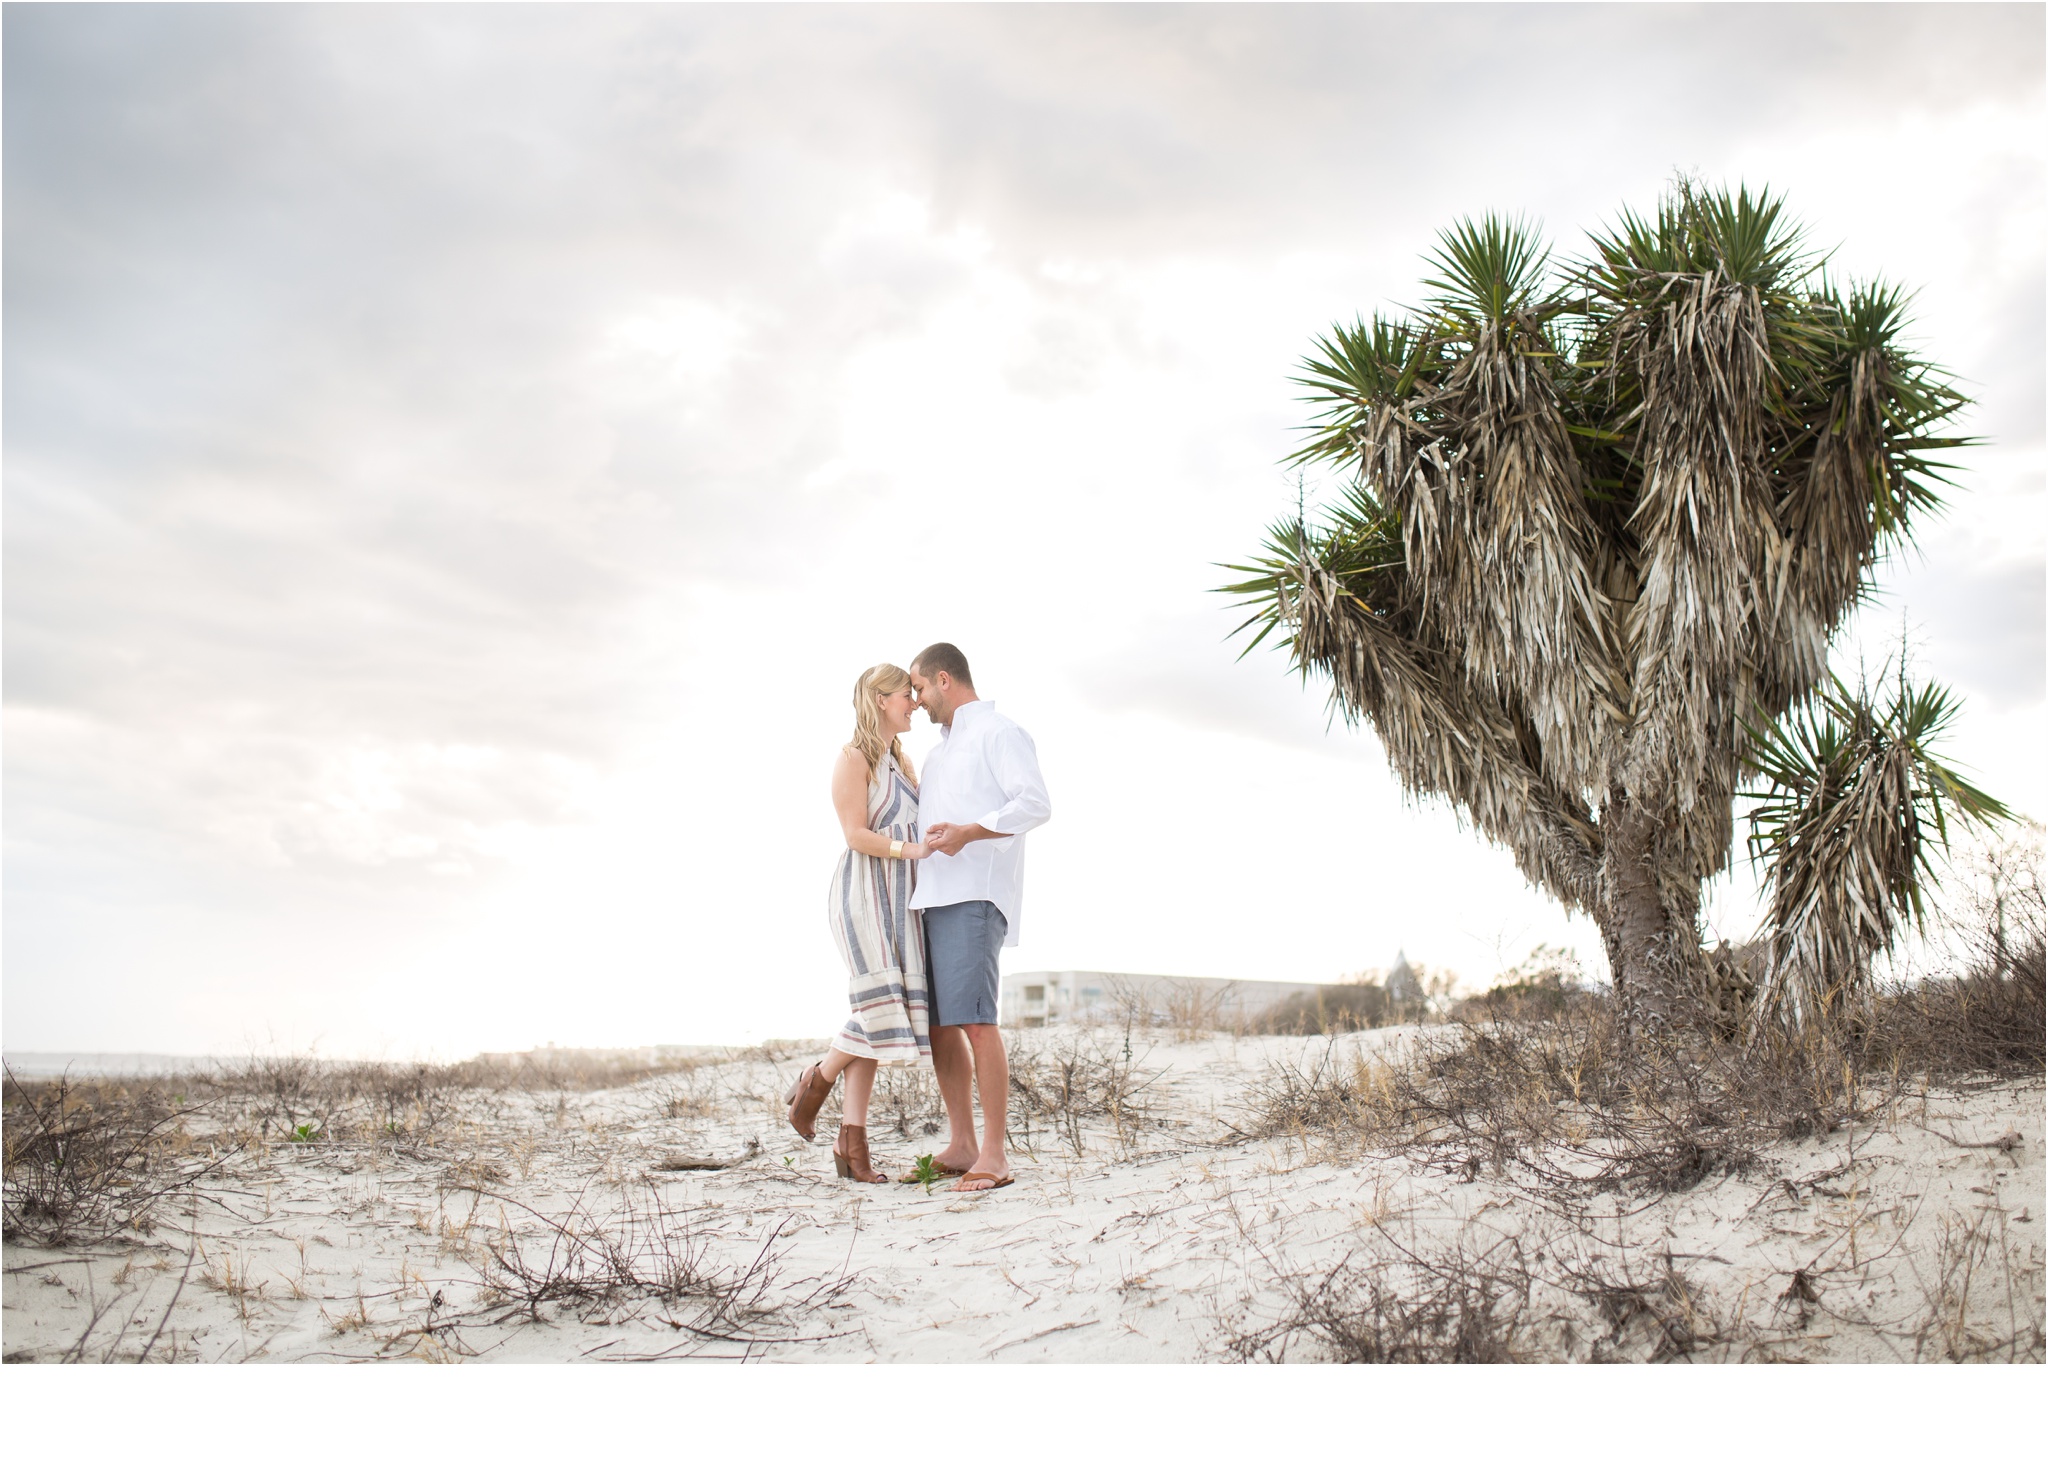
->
[1761,278,1974,658]
[1822,279,1973,536]
[1286,314,1430,468]
[1685,183,1810,290]
[1216,482,1406,660]
[1216,516,1312,660]
[1583,181,1814,292]
[1423,214,1553,326]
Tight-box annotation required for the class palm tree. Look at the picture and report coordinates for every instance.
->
[1224,183,2007,1027]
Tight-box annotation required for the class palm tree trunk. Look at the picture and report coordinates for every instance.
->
[1598,787,1701,1027]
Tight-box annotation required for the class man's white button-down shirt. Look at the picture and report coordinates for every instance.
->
[907,700,1050,945]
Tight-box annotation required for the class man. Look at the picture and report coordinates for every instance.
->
[906,642,1050,1193]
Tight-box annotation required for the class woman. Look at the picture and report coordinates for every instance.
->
[784,663,931,1182]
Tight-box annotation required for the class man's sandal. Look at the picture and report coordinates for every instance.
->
[951,1171,1014,1193]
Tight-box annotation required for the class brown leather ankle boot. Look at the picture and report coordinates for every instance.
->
[832,1124,886,1183]
[784,1064,833,1141]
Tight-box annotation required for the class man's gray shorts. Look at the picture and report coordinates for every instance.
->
[924,900,1006,1027]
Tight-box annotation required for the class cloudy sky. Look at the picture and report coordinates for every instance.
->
[5,2,2042,1058]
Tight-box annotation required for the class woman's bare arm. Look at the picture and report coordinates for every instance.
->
[832,748,928,859]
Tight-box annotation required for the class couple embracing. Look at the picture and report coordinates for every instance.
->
[784,643,1050,1194]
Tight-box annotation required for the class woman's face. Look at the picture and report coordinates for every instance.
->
[876,685,916,738]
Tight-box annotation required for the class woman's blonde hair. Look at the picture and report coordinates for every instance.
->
[849,663,916,784]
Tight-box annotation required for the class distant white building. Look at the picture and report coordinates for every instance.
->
[998,971,1325,1028]
[1385,950,1423,1005]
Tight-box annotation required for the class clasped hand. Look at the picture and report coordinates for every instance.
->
[921,821,996,858]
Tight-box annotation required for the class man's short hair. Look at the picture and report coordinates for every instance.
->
[911,642,973,688]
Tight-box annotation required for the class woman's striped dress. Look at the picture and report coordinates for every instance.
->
[826,752,931,1064]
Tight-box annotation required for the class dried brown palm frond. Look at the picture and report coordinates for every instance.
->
[1581,190,1805,817]
[1223,181,1997,1029]
[1741,671,2009,1025]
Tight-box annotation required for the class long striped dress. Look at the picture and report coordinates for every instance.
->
[826,751,931,1064]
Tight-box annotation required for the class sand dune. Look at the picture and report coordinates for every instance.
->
[4,1029,2041,1363]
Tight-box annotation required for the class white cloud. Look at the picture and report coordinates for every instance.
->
[598,298,753,394]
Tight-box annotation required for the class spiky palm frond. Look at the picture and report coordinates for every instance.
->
[1795,280,1969,542]
[1218,481,1406,659]
[1681,183,1813,290]
[1743,671,2011,1023]
[1286,315,1432,469]
[1422,214,1553,326]
[1583,182,1814,293]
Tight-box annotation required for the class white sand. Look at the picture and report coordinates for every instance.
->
[5,1030,2042,1363]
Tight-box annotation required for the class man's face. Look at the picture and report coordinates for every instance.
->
[909,667,951,724]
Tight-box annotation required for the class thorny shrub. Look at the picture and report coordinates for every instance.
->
[1006,1028,1162,1156]
[472,1184,851,1346]
[1225,1231,1541,1363]
[2,1070,232,1247]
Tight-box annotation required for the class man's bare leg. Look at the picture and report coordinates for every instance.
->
[953,1022,1009,1189]
[929,1025,979,1171]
